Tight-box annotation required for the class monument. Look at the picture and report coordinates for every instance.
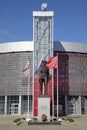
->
[39,60,50,95]
[38,60,50,121]
[33,3,54,119]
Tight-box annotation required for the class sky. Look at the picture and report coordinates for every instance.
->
[0,0,87,44]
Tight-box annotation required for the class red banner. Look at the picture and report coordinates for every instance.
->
[46,55,58,68]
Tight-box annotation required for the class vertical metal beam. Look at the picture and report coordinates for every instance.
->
[4,96,7,115]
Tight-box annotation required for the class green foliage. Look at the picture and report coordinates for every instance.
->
[62,117,74,123]
[33,117,38,122]
[62,117,67,121]
[22,117,26,120]
[13,118,21,123]
[67,118,74,122]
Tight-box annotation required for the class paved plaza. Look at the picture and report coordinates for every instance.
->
[0,115,87,130]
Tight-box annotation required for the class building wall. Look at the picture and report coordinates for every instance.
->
[54,52,87,115]
[0,45,87,115]
[54,52,87,96]
[68,52,87,95]
[0,51,33,96]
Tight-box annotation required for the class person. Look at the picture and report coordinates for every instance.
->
[39,60,49,95]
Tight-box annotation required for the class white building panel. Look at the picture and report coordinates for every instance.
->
[0,41,33,53]
[0,41,87,53]
[54,41,87,53]
[33,11,54,16]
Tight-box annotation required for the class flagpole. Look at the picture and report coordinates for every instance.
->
[57,53,58,118]
[22,58,31,121]
[52,68,54,118]
[46,55,58,119]
[27,72,30,118]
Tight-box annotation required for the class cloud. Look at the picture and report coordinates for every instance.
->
[0,28,15,39]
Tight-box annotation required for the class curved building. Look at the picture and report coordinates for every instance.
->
[0,41,87,116]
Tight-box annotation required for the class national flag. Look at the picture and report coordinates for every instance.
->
[22,58,30,76]
[34,57,43,74]
[46,55,58,68]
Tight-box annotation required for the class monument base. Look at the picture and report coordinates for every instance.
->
[38,95,50,122]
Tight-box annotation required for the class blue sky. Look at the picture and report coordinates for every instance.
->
[0,0,87,44]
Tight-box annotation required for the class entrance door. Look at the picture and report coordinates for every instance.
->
[10,103,19,115]
[68,102,76,115]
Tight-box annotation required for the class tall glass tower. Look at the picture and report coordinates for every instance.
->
[33,11,54,71]
[33,8,54,116]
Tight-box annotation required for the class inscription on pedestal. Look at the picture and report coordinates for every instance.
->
[38,96,50,121]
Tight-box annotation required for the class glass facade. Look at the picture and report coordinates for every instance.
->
[33,12,54,116]
[33,13,54,70]
[0,96,5,114]
[22,95,32,114]
[8,96,19,114]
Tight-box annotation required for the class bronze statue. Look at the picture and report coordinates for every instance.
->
[39,60,50,95]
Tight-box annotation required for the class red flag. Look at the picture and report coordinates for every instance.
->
[46,55,58,68]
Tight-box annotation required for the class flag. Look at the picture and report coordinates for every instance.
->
[46,55,58,68]
[22,58,30,76]
[34,57,43,74]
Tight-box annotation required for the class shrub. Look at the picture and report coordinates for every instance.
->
[62,117,74,122]
[33,117,38,122]
[13,118,21,123]
[22,117,26,120]
[13,118,22,125]
[67,118,74,122]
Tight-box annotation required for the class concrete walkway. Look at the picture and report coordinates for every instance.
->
[0,115,87,130]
